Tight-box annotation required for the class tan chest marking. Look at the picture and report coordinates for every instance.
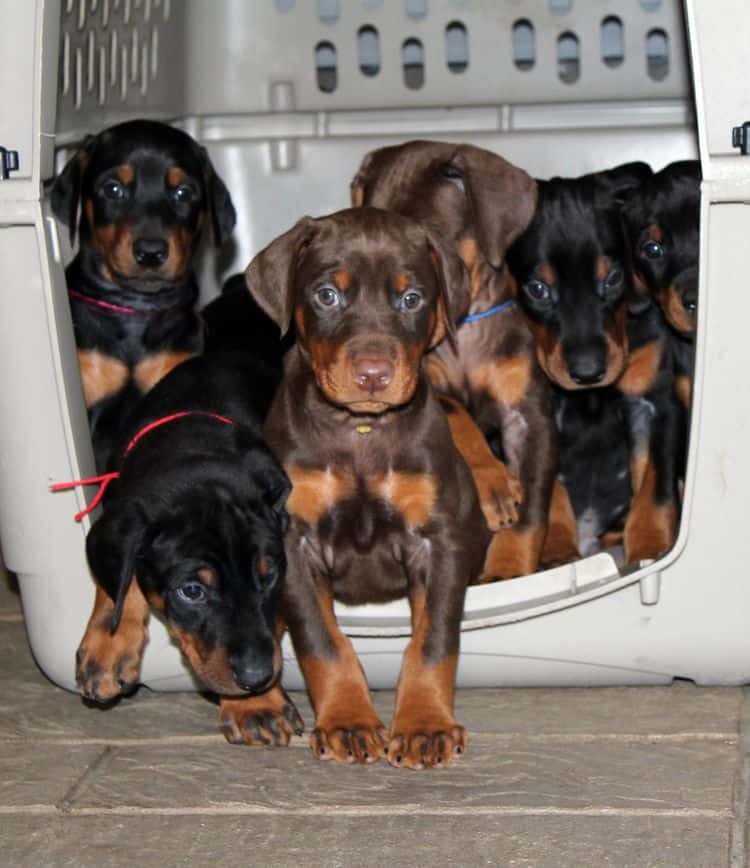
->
[286,465,355,525]
[369,470,437,530]
[617,340,661,397]
[77,349,129,407]
[675,374,692,409]
[133,351,194,394]
[468,354,532,408]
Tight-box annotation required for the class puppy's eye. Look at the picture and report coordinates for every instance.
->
[439,164,465,190]
[316,285,340,307]
[100,180,125,200]
[256,556,277,588]
[523,280,552,303]
[171,184,195,203]
[602,267,624,295]
[176,582,207,604]
[401,290,423,311]
[641,240,665,260]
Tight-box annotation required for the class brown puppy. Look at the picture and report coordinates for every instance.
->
[352,140,564,574]
[245,207,497,769]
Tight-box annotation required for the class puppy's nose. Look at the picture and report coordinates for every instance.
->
[229,653,275,694]
[676,266,698,314]
[133,237,169,268]
[353,356,394,394]
[568,354,606,386]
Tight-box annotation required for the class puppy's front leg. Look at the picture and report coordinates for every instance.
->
[285,545,387,765]
[389,556,467,770]
[76,582,149,703]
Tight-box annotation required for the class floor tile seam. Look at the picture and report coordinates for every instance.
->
[0,614,24,622]
[56,745,114,813]
[0,731,737,749]
[37,805,735,819]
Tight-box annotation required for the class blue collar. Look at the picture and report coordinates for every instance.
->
[460,299,516,324]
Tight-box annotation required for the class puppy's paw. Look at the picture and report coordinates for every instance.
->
[387,720,466,770]
[310,714,388,765]
[76,620,147,703]
[220,687,304,747]
[474,460,523,531]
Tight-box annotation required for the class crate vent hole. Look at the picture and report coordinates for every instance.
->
[274,0,294,12]
[402,37,424,89]
[358,25,381,76]
[315,41,337,92]
[513,19,534,71]
[87,30,96,91]
[640,0,661,10]
[98,45,107,104]
[110,30,118,85]
[601,16,624,68]
[151,25,159,79]
[445,21,468,73]
[317,0,340,23]
[550,0,572,14]
[557,31,580,84]
[646,28,669,80]
[406,0,427,18]
[62,33,71,96]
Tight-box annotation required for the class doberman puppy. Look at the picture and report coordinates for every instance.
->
[352,140,561,576]
[622,160,701,410]
[51,119,236,469]
[507,162,683,563]
[202,272,295,374]
[244,208,497,768]
[68,351,302,744]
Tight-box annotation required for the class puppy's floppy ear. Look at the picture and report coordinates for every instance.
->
[85,499,148,634]
[244,216,316,337]
[593,161,653,207]
[449,144,537,269]
[350,149,378,206]
[200,147,236,247]
[50,135,97,245]
[424,225,470,350]
[244,449,291,531]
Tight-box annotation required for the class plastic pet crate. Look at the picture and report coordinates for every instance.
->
[1,0,749,692]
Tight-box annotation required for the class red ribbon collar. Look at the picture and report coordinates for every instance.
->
[68,288,140,316]
[51,411,236,522]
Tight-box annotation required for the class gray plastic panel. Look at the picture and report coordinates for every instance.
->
[55,0,185,141]
[184,0,689,115]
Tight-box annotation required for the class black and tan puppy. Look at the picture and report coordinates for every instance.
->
[507,163,683,563]
[51,119,236,469]
[623,160,701,409]
[244,208,497,769]
[72,352,301,745]
[352,140,563,575]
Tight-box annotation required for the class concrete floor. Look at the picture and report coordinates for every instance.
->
[1,570,747,868]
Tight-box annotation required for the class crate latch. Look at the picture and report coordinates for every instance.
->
[0,147,20,179]
[732,122,750,155]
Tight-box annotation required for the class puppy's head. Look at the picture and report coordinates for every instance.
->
[351,140,537,296]
[86,449,289,696]
[51,119,236,290]
[245,207,469,414]
[622,160,701,336]
[507,162,652,390]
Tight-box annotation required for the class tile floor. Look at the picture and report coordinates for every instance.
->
[0,569,746,867]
